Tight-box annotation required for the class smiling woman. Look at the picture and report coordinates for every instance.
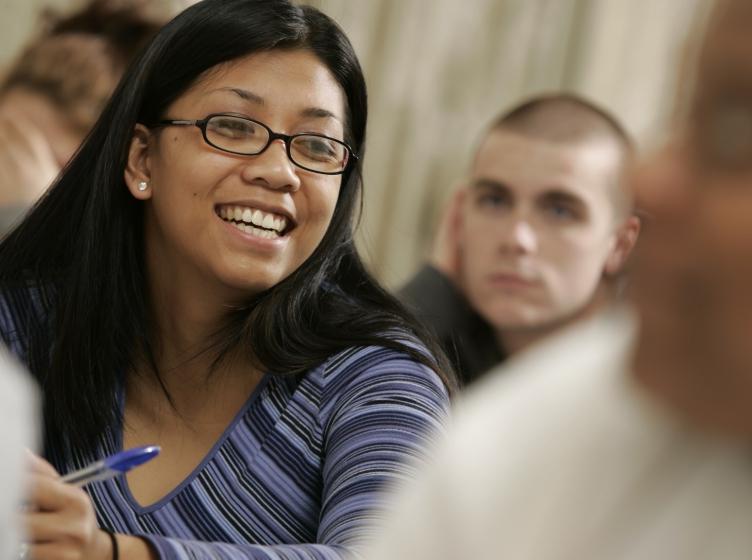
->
[0,1,455,559]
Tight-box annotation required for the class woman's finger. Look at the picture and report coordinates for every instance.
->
[23,508,88,543]
[26,474,86,513]
[25,450,60,478]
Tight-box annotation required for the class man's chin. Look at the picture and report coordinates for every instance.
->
[478,304,553,331]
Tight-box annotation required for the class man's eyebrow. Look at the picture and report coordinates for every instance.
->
[211,87,341,122]
[472,178,509,192]
[540,189,588,209]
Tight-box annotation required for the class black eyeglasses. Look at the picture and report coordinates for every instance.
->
[151,113,357,175]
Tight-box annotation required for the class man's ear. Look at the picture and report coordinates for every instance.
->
[430,183,468,280]
[124,124,154,201]
[604,215,641,276]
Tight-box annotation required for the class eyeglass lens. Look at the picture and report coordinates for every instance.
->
[205,115,348,173]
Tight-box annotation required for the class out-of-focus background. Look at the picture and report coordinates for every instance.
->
[1,0,713,287]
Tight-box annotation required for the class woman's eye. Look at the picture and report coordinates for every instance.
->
[295,137,339,161]
[210,118,258,138]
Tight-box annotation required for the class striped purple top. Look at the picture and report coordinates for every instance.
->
[0,286,450,559]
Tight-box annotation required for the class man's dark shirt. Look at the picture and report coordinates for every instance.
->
[398,265,504,386]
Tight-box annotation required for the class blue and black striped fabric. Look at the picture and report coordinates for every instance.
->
[0,284,450,559]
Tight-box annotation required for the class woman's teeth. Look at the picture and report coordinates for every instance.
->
[218,205,288,239]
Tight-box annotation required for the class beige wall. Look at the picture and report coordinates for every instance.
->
[309,0,714,288]
[1,0,714,287]
[1,0,68,65]
[0,0,189,66]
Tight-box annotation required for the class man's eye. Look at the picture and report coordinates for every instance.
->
[545,202,577,220]
[476,192,508,208]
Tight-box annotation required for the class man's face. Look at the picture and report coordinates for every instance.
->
[458,129,625,332]
[630,0,752,432]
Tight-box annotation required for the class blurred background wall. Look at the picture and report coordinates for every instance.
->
[1,0,713,287]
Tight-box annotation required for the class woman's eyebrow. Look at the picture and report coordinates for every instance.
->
[300,107,341,122]
[211,87,342,123]
[212,87,265,105]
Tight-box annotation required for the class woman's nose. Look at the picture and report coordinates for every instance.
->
[240,138,301,192]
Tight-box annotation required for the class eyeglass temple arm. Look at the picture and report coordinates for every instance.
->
[157,119,200,126]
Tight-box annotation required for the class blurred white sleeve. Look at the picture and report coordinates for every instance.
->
[0,345,38,559]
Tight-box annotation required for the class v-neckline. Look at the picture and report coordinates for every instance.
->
[115,374,271,514]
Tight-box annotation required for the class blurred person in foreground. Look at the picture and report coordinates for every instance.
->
[0,348,37,560]
[0,0,163,232]
[360,1,752,557]
[400,94,640,385]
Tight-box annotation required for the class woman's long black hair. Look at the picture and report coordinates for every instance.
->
[0,0,456,459]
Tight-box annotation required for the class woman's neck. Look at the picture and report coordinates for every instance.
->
[142,247,253,387]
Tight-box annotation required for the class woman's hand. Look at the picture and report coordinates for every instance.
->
[20,452,113,560]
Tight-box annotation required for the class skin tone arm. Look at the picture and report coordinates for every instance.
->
[22,451,157,560]
[0,114,60,207]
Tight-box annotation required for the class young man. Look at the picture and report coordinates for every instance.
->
[363,1,752,557]
[401,94,640,384]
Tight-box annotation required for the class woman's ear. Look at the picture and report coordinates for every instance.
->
[604,215,641,276]
[124,124,154,201]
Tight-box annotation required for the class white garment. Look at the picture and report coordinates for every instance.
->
[0,346,37,558]
[360,309,752,560]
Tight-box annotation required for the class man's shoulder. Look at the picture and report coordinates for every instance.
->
[398,265,470,328]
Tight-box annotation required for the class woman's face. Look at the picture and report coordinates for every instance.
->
[126,49,347,301]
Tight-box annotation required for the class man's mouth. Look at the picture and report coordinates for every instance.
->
[488,271,539,287]
[215,204,291,239]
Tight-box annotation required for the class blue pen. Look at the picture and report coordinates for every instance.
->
[60,445,161,487]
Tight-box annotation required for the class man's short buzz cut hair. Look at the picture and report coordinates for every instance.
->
[489,92,635,216]
[491,92,634,155]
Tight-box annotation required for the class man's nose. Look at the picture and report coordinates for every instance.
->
[500,217,538,254]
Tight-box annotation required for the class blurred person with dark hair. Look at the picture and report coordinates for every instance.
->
[360,2,752,558]
[400,94,640,385]
[0,0,163,232]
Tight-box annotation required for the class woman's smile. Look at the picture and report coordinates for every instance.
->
[216,204,293,239]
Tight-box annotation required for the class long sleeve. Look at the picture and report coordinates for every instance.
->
[138,347,450,559]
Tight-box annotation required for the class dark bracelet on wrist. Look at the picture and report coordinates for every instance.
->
[102,528,119,560]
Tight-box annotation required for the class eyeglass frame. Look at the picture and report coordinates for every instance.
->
[149,113,358,176]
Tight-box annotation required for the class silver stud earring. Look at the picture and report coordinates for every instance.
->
[137,181,149,192]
